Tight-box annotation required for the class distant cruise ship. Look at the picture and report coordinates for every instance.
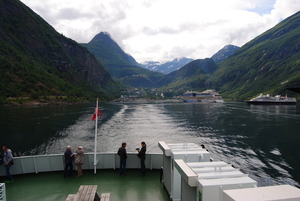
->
[246,93,297,105]
[182,89,224,102]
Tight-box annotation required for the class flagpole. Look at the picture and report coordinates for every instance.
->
[94,98,98,174]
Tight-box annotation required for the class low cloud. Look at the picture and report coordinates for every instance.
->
[21,0,300,62]
[57,8,93,20]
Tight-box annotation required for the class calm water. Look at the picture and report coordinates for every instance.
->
[1,102,300,187]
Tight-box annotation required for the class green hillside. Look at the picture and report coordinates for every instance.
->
[211,11,300,100]
[81,32,163,87]
[0,0,120,104]
[157,58,218,91]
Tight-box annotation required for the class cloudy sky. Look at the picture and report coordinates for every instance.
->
[21,0,300,63]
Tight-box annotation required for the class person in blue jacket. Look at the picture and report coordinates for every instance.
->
[2,145,14,183]
[64,145,74,178]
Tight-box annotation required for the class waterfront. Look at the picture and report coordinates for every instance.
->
[0,101,300,187]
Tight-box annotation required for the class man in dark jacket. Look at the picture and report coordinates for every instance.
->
[137,141,146,176]
[118,142,127,176]
[64,145,74,178]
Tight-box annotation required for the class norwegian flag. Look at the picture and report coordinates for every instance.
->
[92,107,102,121]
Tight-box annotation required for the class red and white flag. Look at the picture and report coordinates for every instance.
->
[92,106,102,121]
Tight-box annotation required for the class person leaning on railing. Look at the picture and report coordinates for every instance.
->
[64,145,74,178]
[137,141,147,176]
[75,146,84,177]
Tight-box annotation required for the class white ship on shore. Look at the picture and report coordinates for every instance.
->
[246,93,297,105]
[182,89,224,103]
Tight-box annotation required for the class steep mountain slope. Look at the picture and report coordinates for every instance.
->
[141,57,194,74]
[211,11,300,100]
[0,0,119,101]
[81,32,163,87]
[157,58,218,90]
[82,32,140,71]
[211,45,240,63]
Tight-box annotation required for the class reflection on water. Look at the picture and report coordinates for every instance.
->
[0,102,300,187]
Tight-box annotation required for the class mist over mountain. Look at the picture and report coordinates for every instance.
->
[141,57,194,74]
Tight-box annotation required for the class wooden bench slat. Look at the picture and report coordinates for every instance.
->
[100,193,110,201]
[75,186,89,201]
[66,185,100,201]
[83,186,94,201]
[65,194,77,201]
[74,185,99,201]
[88,186,98,201]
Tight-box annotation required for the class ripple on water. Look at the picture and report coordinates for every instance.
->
[21,102,300,187]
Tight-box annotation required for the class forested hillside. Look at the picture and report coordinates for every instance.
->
[211,11,300,100]
[0,0,120,104]
[157,58,218,91]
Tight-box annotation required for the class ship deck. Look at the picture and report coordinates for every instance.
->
[2,169,169,201]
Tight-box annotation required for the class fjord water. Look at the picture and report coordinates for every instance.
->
[1,102,300,187]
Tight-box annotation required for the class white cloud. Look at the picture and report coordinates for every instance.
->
[21,0,300,62]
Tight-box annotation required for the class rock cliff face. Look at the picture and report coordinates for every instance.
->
[0,0,115,98]
[54,37,111,86]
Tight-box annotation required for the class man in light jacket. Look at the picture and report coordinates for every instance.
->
[2,145,14,183]
[75,146,84,177]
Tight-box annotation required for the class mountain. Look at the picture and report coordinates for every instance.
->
[0,0,119,102]
[211,11,300,100]
[141,57,194,74]
[211,45,240,63]
[157,58,218,90]
[81,32,163,87]
[82,32,140,70]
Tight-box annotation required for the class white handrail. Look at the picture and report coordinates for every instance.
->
[0,183,6,201]
[0,153,163,176]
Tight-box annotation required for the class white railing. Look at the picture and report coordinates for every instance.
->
[0,183,6,201]
[0,153,163,176]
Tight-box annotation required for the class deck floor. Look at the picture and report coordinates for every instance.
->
[2,169,170,201]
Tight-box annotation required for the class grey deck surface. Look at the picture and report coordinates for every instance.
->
[1,169,169,201]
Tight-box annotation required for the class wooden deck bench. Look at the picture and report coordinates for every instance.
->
[100,193,110,201]
[65,185,102,201]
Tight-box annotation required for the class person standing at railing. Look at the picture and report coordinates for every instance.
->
[137,141,147,176]
[64,145,74,178]
[75,146,84,177]
[118,142,127,176]
[2,145,14,183]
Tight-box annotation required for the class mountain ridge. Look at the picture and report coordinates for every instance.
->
[211,45,240,63]
[81,32,164,87]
